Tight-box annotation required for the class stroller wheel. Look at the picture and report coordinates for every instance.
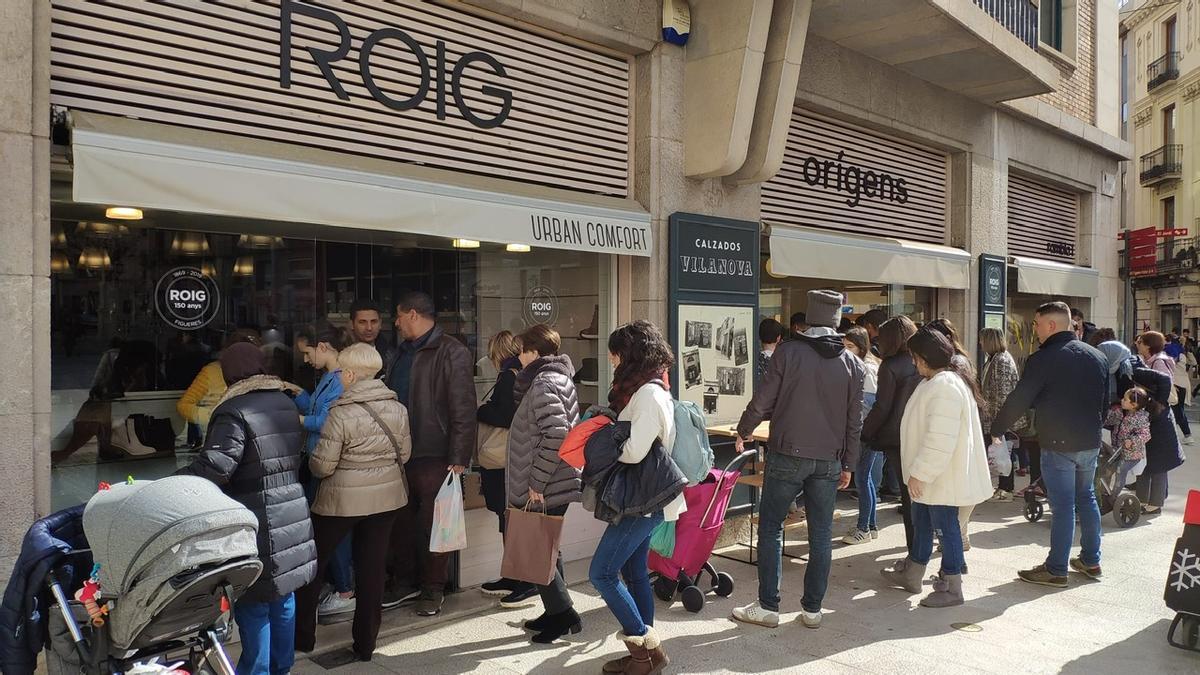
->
[714,572,735,598]
[653,575,677,602]
[681,585,706,613]
[1114,494,1141,528]
[1024,501,1044,522]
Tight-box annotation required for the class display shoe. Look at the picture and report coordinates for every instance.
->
[580,305,600,339]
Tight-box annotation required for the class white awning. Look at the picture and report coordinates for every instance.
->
[766,224,971,289]
[69,113,652,257]
[1012,256,1099,298]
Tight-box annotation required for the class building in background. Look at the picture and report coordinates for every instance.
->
[2,0,1127,584]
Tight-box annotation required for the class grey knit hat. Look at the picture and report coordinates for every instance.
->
[806,290,844,329]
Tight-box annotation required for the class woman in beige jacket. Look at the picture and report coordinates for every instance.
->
[294,343,411,665]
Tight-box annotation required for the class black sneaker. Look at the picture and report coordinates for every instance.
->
[415,588,445,617]
[381,584,420,610]
[498,583,539,608]
[480,577,518,597]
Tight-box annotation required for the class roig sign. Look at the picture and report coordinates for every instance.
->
[155,267,221,331]
[279,0,513,129]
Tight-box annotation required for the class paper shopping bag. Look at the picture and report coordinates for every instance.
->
[429,471,468,553]
[500,506,565,585]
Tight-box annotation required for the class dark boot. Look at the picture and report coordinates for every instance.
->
[523,613,549,632]
[530,607,581,644]
[618,626,668,675]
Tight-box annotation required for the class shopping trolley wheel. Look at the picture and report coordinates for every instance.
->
[713,572,735,598]
[1024,501,1044,522]
[653,575,677,602]
[1170,613,1200,650]
[1114,494,1141,528]
[681,585,706,613]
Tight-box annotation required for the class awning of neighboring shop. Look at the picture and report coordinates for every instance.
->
[68,113,652,257]
[1011,256,1100,298]
[766,224,971,289]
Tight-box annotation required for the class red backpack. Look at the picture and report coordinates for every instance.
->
[558,415,613,469]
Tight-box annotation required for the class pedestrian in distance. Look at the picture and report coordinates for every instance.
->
[979,327,1026,503]
[732,290,865,629]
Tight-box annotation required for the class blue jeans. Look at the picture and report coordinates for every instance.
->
[910,503,964,575]
[757,454,839,613]
[1041,449,1102,576]
[855,448,884,532]
[232,594,295,675]
[589,512,663,636]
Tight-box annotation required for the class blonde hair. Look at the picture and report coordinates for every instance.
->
[979,327,1007,355]
[488,331,521,368]
[337,343,383,379]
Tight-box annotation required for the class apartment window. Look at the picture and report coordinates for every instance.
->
[1167,17,1178,55]
[1041,0,1063,50]
[1164,197,1177,260]
[1165,105,1177,145]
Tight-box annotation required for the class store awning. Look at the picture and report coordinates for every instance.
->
[1011,256,1099,298]
[69,113,652,257]
[766,224,971,289]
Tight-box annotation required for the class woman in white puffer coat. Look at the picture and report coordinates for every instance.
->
[881,328,993,608]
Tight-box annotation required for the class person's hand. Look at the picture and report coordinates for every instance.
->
[908,477,925,499]
[838,471,852,490]
[448,464,466,475]
[528,489,545,504]
[735,436,746,453]
[991,436,1004,447]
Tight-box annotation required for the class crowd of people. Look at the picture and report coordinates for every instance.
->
[164,287,1188,675]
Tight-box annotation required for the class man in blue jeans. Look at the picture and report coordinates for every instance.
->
[991,301,1108,588]
[731,290,865,629]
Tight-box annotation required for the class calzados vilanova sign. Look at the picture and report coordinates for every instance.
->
[279,0,513,129]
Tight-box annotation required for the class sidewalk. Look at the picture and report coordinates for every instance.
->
[292,457,1200,674]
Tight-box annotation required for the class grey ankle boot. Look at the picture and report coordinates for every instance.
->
[920,573,964,608]
[881,558,926,594]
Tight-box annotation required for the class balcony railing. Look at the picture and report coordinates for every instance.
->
[1128,236,1198,279]
[1148,52,1181,91]
[973,0,1038,49]
[1140,144,1183,185]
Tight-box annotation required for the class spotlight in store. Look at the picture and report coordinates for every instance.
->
[237,234,285,250]
[77,246,112,270]
[170,232,211,257]
[105,206,143,220]
[233,255,255,277]
[505,243,531,253]
[452,238,481,249]
[200,261,218,278]
[50,223,68,248]
[77,221,130,239]
[50,251,71,274]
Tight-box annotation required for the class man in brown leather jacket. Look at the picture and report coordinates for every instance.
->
[383,291,477,617]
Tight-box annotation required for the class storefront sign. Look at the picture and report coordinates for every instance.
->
[523,286,559,326]
[529,215,650,255]
[798,151,909,207]
[280,0,512,129]
[1045,241,1076,258]
[978,254,1007,360]
[670,214,760,296]
[154,267,220,330]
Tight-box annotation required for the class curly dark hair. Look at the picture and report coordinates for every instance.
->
[607,320,674,412]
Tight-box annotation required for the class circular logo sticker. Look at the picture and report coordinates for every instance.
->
[155,267,220,330]
[523,286,559,326]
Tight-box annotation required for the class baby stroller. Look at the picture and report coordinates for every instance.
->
[650,450,757,613]
[1095,442,1142,528]
[43,476,263,674]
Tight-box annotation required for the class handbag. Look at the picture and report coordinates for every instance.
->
[476,422,509,470]
[500,503,565,585]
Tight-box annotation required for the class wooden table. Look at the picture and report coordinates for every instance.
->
[706,421,770,443]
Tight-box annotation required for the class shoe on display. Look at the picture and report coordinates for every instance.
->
[731,602,779,628]
[580,305,599,339]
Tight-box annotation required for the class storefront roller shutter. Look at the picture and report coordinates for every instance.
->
[50,0,631,197]
[763,108,949,245]
[1006,173,1079,264]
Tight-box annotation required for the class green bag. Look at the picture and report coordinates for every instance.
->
[649,520,676,558]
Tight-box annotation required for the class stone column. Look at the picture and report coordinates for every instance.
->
[0,0,50,582]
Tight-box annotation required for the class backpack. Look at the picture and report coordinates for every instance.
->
[670,399,714,485]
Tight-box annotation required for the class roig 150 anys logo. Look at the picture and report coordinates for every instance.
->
[155,267,221,330]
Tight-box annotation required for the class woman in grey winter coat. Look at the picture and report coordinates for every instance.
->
[505,324,582,643]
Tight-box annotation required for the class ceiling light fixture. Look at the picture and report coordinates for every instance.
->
[233,256,255,277]
[50,251,71,274]
[505,243,531,253]
[77,246,112,270]
[170,232,211,256]
[452,238,481,249]
[105,206,143,220]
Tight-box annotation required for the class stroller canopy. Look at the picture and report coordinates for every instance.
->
[83,476,259,594]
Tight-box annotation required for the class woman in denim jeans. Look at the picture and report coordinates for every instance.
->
[589,321,677,675]
[841,327,882,545]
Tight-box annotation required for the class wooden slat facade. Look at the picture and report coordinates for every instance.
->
[1007,173,1079,263]
[763,108,950,245]
[50,0,632,197]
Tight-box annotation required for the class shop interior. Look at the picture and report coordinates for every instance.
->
[48,196,611,511]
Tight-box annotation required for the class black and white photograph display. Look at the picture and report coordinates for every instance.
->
[676,304,754,424]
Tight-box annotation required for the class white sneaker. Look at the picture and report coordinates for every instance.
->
[1186,436,1195,446]
[317,592,356,617]
[731,602,779,628]
[990,489,1014,503]
[799,609,822,629]
[841,528,872,545]
[870,529,879,540]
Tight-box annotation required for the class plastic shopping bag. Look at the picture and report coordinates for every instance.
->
[986,439,1012,477]
[429,471,468,553]
[1131,455,1147,478]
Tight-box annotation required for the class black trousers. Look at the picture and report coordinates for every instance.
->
[885,448,914,553]
[479,467,507,534]
[296,509,399,660]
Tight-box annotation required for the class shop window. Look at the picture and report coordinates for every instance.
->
[759,269,936,335]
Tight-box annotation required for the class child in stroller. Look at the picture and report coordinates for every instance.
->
[3,476,264,675]
[1097,386,1156,527]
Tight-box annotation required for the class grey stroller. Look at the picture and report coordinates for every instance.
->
[45,476,263,674]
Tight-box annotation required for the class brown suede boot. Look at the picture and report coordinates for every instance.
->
[617,626,669,675]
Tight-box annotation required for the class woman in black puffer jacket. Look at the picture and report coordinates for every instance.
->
[177,342,316,675]
[504,324,582,643]
[862,317,922,553]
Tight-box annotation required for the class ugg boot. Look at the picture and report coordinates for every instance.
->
[920,573,964,608]
[613,626,669,675]
[881,557,927,594]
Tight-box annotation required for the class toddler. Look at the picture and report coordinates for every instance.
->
[1104,386,1157,490]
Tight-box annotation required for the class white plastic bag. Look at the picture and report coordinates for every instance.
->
[986,439,1012,477]
[1131,455,1147,478]
[429,471,468,553]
